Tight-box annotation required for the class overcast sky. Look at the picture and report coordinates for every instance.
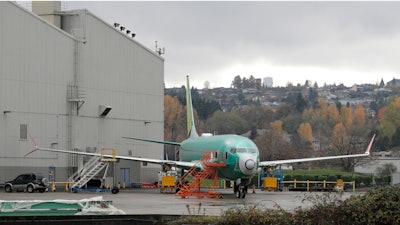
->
[67,1,400,89]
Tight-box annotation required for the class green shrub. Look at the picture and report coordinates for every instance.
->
[168,186,400,225]
[284,175,292,181]
[295,186,400,225]
[218,206,295,225]
[294,175,304,181]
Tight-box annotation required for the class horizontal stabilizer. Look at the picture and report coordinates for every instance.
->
[122,137,181,146]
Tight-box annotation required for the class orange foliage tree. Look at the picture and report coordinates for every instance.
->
[331,104,371,171]
[297,122,313,143]
[164,95,185,142]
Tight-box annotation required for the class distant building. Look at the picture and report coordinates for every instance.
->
[355,155,400,185]
[263,77,273,88]
[386,78,400,88]
[0,2,164,185]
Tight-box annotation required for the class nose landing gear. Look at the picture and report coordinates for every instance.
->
[233,179,249,198]
[235,187,246,198]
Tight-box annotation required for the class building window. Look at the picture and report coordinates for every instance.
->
[20,124,27,140]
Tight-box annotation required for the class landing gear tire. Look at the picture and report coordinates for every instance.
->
[241,190,246,198]
[235,189,241,198]
[111,187,119,194]
[234,180,249,198]
[235,189,246,198]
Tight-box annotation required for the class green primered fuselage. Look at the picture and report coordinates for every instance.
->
[179,134,260,180]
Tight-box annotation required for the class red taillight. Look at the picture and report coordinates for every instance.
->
[34,179,40,184]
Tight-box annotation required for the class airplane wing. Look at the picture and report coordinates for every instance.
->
[26,147,198,170]
[259,134,375,167]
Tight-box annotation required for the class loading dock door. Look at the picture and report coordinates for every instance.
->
[120,168,130,188]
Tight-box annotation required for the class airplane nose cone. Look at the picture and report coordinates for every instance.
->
[245,159,255,170]
[239,155,257,175]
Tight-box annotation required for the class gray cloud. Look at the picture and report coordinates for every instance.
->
[68,1,400,88]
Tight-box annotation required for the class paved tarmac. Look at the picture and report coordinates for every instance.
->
[0,188,363,216]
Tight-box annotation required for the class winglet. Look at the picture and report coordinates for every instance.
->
[24,148,38,157]
[365,134,375,155]
[25,129,39,157]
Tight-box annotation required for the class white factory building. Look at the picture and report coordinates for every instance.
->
[0,2,164,186]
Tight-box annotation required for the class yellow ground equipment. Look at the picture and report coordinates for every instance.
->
[260,167,284,191]
[160,176,176,193]
[262,177,278,191]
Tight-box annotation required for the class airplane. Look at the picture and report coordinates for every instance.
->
[27,75,375,198]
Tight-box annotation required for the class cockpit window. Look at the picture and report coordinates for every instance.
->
[248,148,257,153]
[231,148,257,154]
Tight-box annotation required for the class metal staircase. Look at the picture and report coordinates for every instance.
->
[175,151,226,198]
[67,148,116,189]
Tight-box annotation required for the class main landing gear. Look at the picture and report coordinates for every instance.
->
[234,179,249,199]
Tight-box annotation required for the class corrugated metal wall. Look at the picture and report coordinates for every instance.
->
[0,2,164,184]
[0,2,75,181]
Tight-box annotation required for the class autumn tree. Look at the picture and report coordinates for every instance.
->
[164,95,185,142]
[340,106,354,128]
[298,122,313,143]
[330,104,371,172]
[165,86,220,121]
[302,98,372,171]
[378,97,400,148]
[318,98,329,120]
[254,120,291,161]
[327,104,340,126]
[331,123,355,171]
[304,98,332,150]
[290,122,314,164]
[164,94,204,140]
[331,123,349,153]
[353,105,366,125]
[164,95,186,160]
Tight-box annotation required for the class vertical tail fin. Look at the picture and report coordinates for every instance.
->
[186,75,199,138]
